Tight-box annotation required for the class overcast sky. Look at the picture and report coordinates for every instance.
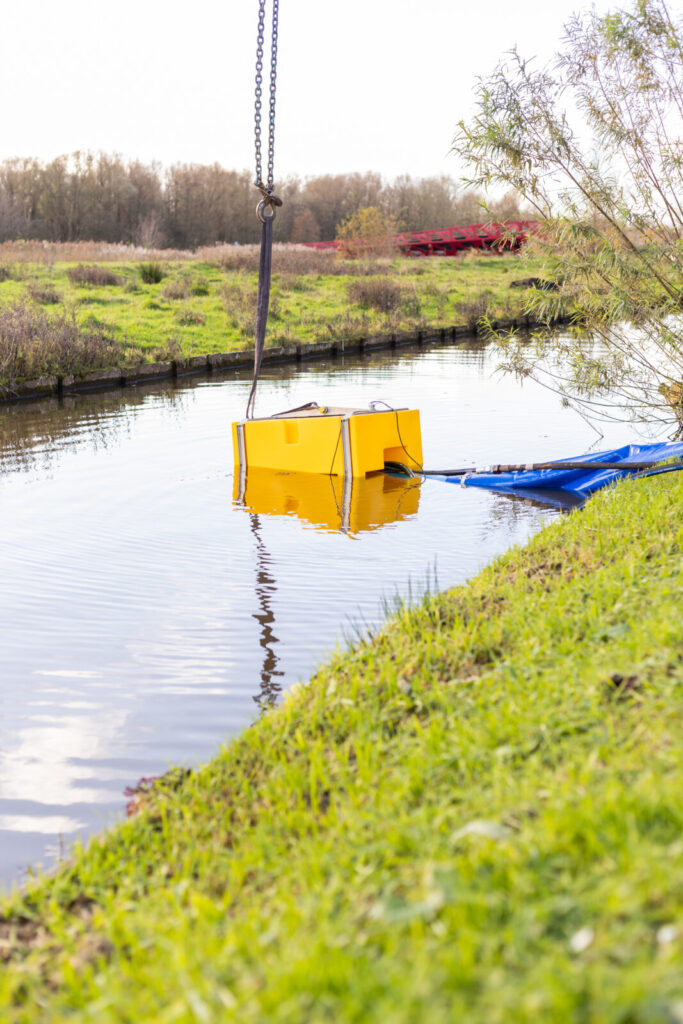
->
[1,0,618,182]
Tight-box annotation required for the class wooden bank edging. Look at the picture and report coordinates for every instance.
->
[0,314,573,404]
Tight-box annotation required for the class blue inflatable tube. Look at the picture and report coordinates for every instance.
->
[438,441,683,502]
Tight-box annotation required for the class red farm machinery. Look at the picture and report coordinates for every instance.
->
[302,220,538,257]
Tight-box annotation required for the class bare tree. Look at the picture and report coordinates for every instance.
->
[0,193,30,242]
[454,0,683,431]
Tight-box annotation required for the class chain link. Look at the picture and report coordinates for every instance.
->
[267,0,278,191]
[255,0,279,193]
[254,2,265,187]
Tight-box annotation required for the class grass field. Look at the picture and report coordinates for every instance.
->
[0,244,553,384]
[1,470,681,1022]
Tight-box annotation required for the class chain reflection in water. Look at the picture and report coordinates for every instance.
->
[248,513,284,710]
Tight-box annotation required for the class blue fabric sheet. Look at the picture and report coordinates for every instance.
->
[439,441,683,504]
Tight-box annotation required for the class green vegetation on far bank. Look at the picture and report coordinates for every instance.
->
[0,245,556,388]
[2,471,681,1022]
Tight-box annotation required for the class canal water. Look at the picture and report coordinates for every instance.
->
[0,339,637,889]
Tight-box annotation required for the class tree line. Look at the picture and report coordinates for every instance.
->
[0,153,530,249]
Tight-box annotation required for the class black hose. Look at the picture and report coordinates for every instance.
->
[390,459,683,478]
[386,460,683,484]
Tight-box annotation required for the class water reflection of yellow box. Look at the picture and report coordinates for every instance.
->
[234,469,421,535]
[232,406,422,479]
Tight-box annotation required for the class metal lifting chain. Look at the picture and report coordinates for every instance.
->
[254,0,281,220]
[246,0,281,420]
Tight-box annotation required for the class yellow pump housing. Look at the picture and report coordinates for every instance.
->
[232,405,422,481]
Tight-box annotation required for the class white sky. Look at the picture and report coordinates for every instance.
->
[0,0,617,182]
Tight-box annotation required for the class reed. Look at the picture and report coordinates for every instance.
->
[0,301,174,387]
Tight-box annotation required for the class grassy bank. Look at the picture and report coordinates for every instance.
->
[1,470,681,1021]
[0,244,553,386]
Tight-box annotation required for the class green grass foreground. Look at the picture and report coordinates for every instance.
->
[0,249,550,385]
[2,472,682,1022]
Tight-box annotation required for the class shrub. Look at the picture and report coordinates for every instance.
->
[400,261,427,275]
[336,207,400,258]
[347,277,404,313]
[323,311,371,339]
[26,283,61,305]
[66,264,123,287]
[456,293,491,328]
[275,274,313,293]
[139,261,165,284]
[221,278,256,312]
[192,282,210,296]
[0,301,177,386]
[0,265,11,282]
[175,307,205,326]
[0,301,121,383]
[162,279,190,300]
[156,336,183,361]
[219,279,285,336]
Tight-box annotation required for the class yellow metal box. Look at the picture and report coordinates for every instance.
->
[232,405,422,479]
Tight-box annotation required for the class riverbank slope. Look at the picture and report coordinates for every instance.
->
[1,471,681,1022]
